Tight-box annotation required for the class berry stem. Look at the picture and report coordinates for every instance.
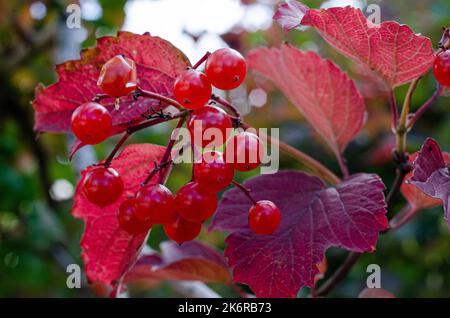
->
[211,94,242,122]
[231,180,257,205]
[407,84,443,129]
[92,93,110,102]
[104,132,130,168]
[192,51,211,69]
[241,122,340,185]
[135,87,185,110]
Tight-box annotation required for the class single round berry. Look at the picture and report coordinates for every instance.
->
[163,216,202,245]
[187,105,232,148]
[174,182,218,222]
[134,184,176,225]
[248,200,281,235]
[82,167,124,208]
[173,69,212,109]
[205,48,247,90]
[225,131,264,172]
[118,198,150,235]
[71,102,112,145]
[194,151,234,192]
[98,55,137,97]
[433,51,450,87]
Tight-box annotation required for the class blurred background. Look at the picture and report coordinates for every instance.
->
[0,0,449,297]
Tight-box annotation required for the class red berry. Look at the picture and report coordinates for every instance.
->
[164,216,202,244]
[225,131,264,172]
[433,51,450,87]
[118,198,150,235]
[248,200,281,235]
[174,182,218,222]
[97,55,137,97]
[205,48,247,90]
[71,102,112,145]
[134,184,176,224]
[194,151,234,192]
[173,69,212,109]
[82,167,124,208]
[187,105,232,148]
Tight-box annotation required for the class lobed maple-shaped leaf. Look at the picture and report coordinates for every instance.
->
[72,143,166,289]
[273,1,435,88]
[210,171,387,297]
[33,31,190,134]
[125,241,231,286]
[410,138,450,230]
[248,44,365,155]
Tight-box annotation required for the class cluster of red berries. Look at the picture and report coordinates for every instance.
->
[70,48,281,244]
[433,50,450,87]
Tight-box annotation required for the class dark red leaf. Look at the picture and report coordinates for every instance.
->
[72,143,166,289]
[248,44,365,155]
[410,138,450,230]
[273,2,434,88]
[33,31,189,134]
[125,241,231,285]
[358,288,395,298]
[210,171,387,297]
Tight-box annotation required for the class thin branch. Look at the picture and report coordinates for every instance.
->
[336,154,350,178]
[396,78,420,154]
[316,252,361,297]
[389,204,418,230]
[136,87,185,110]
[231,180,257,205]
[211,94,242,121]
[389,90,398,131]
[407,85,443,129]
[192,51,211,70]
[104,133,130,168]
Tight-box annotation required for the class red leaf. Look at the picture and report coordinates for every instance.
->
[248,44,365,155]
[410,138,450,230]
[272,0,308,32]
[125,241,231,285]
[273,2,434,88]
[33,31,189,134]
[210,171,387,297]
[358,288,395,298]
[72,143,166,289]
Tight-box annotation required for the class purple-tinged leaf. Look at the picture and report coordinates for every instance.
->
[210,171,387,298]
[411,138,450,230]
[272,0,308,31]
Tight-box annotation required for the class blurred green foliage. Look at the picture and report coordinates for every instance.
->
[0,0,449,297]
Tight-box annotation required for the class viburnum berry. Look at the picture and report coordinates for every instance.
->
[97,55,137,97]
[205,48,247,90]
[193,151,234,192]
[187,105,232,148]
[82,166,124,208]
[163,216,202,245]
[118,198,150,235]
[248,200,281,235]
[174,182,218,222]
[433,50,450,87]
[225,131,264,172]
[173,69,212,109]
[134,184,176,224]
[71,102,112,144]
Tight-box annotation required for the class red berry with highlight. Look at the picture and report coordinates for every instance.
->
[118,198,150,235]
[71,102,112,145]
[82,167,124,208]
[187,105,232,148]
[225,131,264,172]
[134,184,176,225]
[248,200,281,235]
[98,55,137,97]
[173,69,212,109]
[164,216,202,244]
[194,151,234,192]
[205,48,247,90]
[433,51,450,87]
[175,182,218,222]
